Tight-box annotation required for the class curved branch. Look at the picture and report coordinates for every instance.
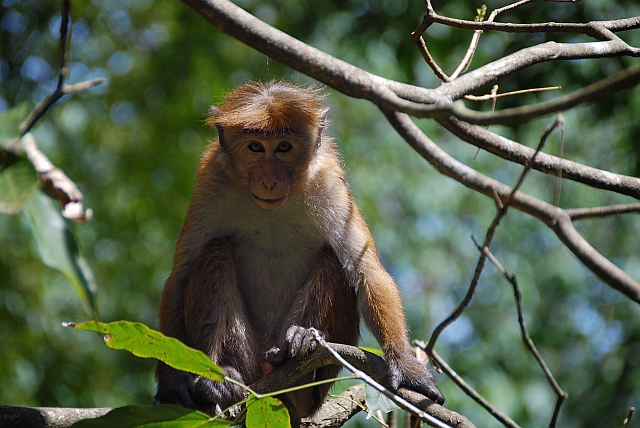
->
[183,0,640,200]
[567,203,640,220]
[384,110,640,303]
[180,0,437,103]
[440,118,640,199]
[430,41,640,102]
[372,64,640,125]
[421,4,640,39]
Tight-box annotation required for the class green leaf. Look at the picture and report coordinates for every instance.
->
[0,159,38,214]
[72,404,230,427]
[0,102,29,147]
[65,321,224,382]
[245,396,290,428]
[358,346,384,356]
[23,190,98,315]
[363,384,399,419]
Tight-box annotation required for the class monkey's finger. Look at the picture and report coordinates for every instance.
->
[264,346,285,363]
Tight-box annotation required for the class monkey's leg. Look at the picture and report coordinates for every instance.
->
[155,238,259,414]
[269,245,360,418]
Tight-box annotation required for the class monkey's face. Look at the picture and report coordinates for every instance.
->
[233,132,309,211]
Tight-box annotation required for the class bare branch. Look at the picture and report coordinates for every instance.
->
[479,246,568,428]
[249,342,473,428]
[430,41,640,102]
[8,0,103,221]
[566,203,640,220]
[623,407,636,428]
[384,110,640,302]
[441,118,640,199]
[309,332,461,428]
[426,115,561,356]
[18,0,105,136]
[421,1,640,41]
[300,385,367,428]
[415,343,521,428]
[17,134,90,222]
[438,65,640,125]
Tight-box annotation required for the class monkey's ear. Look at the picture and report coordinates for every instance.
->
[207,106,228,149]
[216,125,228,149]
[316,107,330,148]
[208,106,220,118]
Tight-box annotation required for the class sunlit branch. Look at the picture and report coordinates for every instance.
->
[566,203,640,220]
[383,110,640,302]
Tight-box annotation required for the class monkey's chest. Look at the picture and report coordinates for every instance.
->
[233,231,323,334]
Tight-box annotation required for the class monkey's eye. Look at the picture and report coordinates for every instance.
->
[248,141,265,153]
[276,141,292,153]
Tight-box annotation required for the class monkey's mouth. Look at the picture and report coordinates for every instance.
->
[252,194,288,210]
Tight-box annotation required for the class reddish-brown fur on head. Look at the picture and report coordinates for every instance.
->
[205,81,327,136]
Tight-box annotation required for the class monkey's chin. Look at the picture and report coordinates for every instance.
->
[252,194,288,210]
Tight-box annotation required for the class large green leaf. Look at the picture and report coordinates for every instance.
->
[65,321,224,382]
[72,404,230,427]
[0,159,38,213]
[23,190,97,315]
[245,396,290,428]
[0,103,29,147]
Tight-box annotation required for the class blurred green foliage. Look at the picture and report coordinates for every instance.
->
[1,0,640,426]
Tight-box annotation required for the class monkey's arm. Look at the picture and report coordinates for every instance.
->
[337,199,445,405]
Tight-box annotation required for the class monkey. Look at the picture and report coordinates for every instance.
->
[153,81,445,418]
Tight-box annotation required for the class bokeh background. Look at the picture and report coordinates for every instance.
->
[1,0,640,426]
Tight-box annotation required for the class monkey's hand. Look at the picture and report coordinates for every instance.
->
[154,366,247,414]
[388,356,445,405]
[264,325,326,368]
[191,366,247,412]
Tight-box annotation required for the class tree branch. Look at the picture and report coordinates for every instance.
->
[479,246,568,428]
[182,0,640,201]
[250,342,474,428]
[383,110,640,302]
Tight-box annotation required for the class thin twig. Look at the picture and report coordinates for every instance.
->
[566,203,640,220]
[10,0,104,221]
[21,134,91,221]
[450,5,486,80]
[465,86,562,102]
[476,243,568,428]
[427,115,563,356]
[554,122,565,207]
[623,407,635,428]
[415,341,520,428]
[18,0,104,136]
[310,330,454,428]
[381,65,640,125]
[470,85,498,167]
[411,23,451,82]
[487,0,537,22]
[422,0,639,41]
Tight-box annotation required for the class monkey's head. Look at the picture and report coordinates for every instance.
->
[206,81,329,210]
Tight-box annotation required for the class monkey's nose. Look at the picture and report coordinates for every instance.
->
[262,179,277,191]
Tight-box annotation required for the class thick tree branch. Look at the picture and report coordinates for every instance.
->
[384,111,640,303]
[393,65,640,125]
[250,343,474,428]
[419,0,640,40]
[182,0,640,201]
[441,117,640,199]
